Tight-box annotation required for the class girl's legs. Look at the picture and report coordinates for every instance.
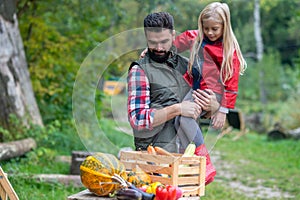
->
[175,89,216,185]
[175,115,204,153]
[175,89,204,151]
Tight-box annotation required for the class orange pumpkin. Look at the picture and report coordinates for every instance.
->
[80,153,127,196]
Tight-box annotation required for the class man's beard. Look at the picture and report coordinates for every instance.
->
[148,48,171,63]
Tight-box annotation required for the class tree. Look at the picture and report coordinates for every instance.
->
[254,0,267,104]
[0,0,43,138]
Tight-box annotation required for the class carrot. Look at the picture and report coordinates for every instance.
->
[154,146,174,157]
[147,145,156,155]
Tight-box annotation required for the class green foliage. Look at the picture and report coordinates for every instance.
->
[277,87,300,129]
[237,50,299,130]
[223,0,300,65]
[17,0,126,123]
[1,116,85,155]
[1,114,33,141]
[19,7,79,122]
[260,0,300,65]
[14,0,299,130]
[239,53,287,102]
[99,118,134,150]
[225,0,255,54]
[25,120,85,154]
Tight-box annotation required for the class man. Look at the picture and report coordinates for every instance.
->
[127,11,219,150]
[127,12,217,185]
[127,12,200,152]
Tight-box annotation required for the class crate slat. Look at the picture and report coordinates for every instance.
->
[120,151,206,197]
[178,165,202,175]
[150,175,173,185]
[121,151,176,163]
[178,176,199,185]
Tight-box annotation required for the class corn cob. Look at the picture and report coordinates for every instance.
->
[182,143,196,157]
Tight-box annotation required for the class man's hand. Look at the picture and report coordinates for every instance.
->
[180,101,202,120]
[192,89,219,114]
[211,111,226,129]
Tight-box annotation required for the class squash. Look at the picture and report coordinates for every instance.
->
[127,166,151,187]
[80,152,127,196]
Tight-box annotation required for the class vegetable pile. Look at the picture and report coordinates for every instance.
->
[80,144,197,199]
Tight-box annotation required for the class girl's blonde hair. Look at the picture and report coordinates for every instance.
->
[189,2,247,84]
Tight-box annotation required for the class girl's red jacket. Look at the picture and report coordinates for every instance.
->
[174,30,240,109]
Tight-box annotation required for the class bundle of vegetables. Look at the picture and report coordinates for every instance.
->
[127,166,151,187]
[80,152,127,196]
[114,179,182,200]
[147,145,174,156]
[138,182,183,200]
[112,174,155,200]
[147,143,196,157]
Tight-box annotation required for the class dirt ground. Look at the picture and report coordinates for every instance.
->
[211,151,295,199]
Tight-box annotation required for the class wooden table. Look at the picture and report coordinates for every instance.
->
[67,189,201,200]
[67,190,116,200]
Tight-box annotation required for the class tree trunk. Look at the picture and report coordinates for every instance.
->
[0,0,43,135]
[254,0,263,61]
[0,138,36,161]
[32,174,82,187]
[254,0,267,105]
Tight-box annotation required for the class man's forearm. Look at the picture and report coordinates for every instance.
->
[152,103,181,127]
[152,100,201,127]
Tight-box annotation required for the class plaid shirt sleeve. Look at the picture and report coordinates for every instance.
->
[127,65,155,130]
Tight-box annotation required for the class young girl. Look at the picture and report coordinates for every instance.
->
[175,2,247,185]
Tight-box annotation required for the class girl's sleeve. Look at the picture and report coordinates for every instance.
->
[174,30,198,53]
[221,53,240,109]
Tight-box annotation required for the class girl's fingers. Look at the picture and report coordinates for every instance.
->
[194,97,205,108]
[205,89,214,95]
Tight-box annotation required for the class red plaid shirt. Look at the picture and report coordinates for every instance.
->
[127,65,155,130]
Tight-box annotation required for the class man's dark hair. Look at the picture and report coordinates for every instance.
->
[144,12,174,32]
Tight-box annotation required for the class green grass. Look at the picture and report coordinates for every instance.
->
[7,177,84,200]
[1,120,299,199]
[205,131,300,199]
[205,184,254,200]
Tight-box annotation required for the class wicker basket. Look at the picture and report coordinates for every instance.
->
[120,151,206,197]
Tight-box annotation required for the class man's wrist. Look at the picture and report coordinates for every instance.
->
[177,103,182,116]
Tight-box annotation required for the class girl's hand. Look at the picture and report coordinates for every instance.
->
[140,48,148,58]
[192,89,219,114]
[211,111,226,129]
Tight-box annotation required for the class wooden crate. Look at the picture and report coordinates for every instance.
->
[0,178,7,200]
[120,151,206,197]
[0,167,19,200]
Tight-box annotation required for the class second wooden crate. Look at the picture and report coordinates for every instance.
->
[120,151,206,197]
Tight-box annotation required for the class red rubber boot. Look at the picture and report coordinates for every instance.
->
[194,144,216,185]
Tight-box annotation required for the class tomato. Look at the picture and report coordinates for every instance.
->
[156,185,177,200]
